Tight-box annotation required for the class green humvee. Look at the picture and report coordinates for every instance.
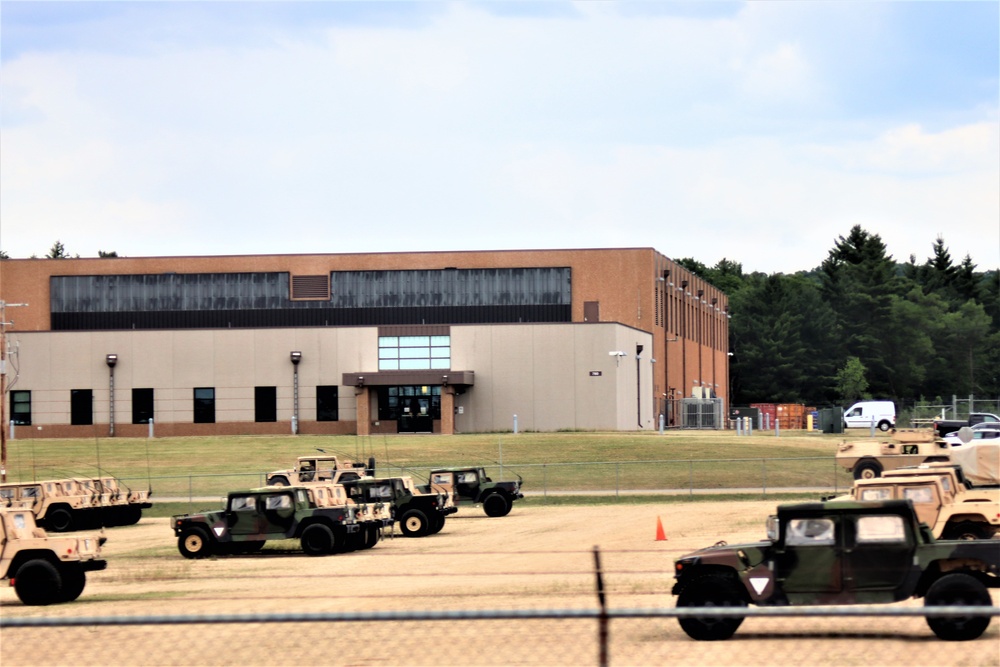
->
[172,485,374,558]
[672,499,1000,641]
[422,467,524,517]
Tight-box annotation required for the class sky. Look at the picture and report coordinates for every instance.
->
[1,1,997,275]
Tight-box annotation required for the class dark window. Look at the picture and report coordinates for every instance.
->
[376,385,441,421]
[194,387,215,424]
[132,388,154,424]
[70,389,93,426]
[316,386,339,422]
[11,390,31,426]
[255,386,277,423]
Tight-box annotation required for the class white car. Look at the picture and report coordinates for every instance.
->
[942,424,1000,447]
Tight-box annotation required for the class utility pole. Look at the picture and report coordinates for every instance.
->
[1,301,28,482]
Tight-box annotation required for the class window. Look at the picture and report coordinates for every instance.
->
[193,387,215,424]
[859,488,892,501]
[264,494,293,510]
[132,388,154,424]
[378,335,450,371]
[786,518,835,546]
[230,496,256,512]
[856,515,906,543]
[11,390,31,425]
[70,389,93,425]
[316,385,339,422]
[255,386,277,422]
[902,487,935,504]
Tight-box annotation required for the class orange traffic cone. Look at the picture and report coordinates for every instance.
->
[655,516,667,541]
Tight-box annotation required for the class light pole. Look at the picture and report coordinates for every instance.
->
[290,351,302,434]
[106,354,118,437]
[1,301,28,483]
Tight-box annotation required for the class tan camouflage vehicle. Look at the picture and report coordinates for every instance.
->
[836,429,953,479]
[266,454,373,486]
[839,466,999,540]
[1,507,107,605]
[0,476,152,532]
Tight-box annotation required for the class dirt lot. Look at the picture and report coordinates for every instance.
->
[2,500,998,666]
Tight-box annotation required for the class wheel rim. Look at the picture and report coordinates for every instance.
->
[405,516,423,532]
[184,534,204,553]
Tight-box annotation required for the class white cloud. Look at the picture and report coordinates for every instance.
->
[0,3,996,273]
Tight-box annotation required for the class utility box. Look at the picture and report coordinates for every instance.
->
[820,407,844,434]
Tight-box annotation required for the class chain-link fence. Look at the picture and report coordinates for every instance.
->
[117,455,852,509]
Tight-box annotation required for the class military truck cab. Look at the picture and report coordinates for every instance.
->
[1,508,107,605]
[336,474,456,538]
[672,500,1000,641]
[172,485,367,558]
[424,467,524,517]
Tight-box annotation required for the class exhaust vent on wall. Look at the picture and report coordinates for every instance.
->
[291,275,331,300]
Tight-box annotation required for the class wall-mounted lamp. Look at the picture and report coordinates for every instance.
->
[105,354,118,368]
[356,376,365,387]
[681,280,689,289]
[290,351,302,365]
[441,374,449,387]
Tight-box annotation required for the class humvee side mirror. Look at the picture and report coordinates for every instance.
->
[766,515,778,542]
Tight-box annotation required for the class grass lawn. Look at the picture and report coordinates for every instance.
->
[2,429,866,500]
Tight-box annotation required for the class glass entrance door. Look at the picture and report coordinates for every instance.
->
[377,385,441,433]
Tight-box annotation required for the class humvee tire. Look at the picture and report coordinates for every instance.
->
[47,506,75,533]
[853,459,883,480]
[300,523,335,556]
[363,525,381,548]
[924,573,992,641]
[270,476,290,487]
[13,559,63,606]
[942,521,994,541]
[59,567,87,603]
[483,493,512,517]
[178,527,213,559]
[676,573,747,641]
[400,509,429,537]
[427,513,445,535]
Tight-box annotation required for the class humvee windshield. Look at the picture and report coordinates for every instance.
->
[786,518,835,546]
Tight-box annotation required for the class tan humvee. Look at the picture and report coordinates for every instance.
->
[300,482,385,549]
[843,468,999,540]
[0,476,152,532]
[0,507,108,605]
[835,429,953,480]
[267,455,373,486]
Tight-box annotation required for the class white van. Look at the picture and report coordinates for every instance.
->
[843,401,896,431]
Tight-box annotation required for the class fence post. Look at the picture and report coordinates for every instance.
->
[593,546,608,667]
[543,464,547,501]
[688,460,693,497]
[762,459,767,494]
[615,463,620,500]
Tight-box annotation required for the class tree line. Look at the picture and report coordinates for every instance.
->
[677,225,999,407]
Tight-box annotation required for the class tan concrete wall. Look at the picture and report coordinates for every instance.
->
[6,321,652,437]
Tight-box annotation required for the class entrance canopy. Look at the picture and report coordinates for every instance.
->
[341,370,475,388]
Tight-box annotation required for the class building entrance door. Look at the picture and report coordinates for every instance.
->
[377,385,441,433]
